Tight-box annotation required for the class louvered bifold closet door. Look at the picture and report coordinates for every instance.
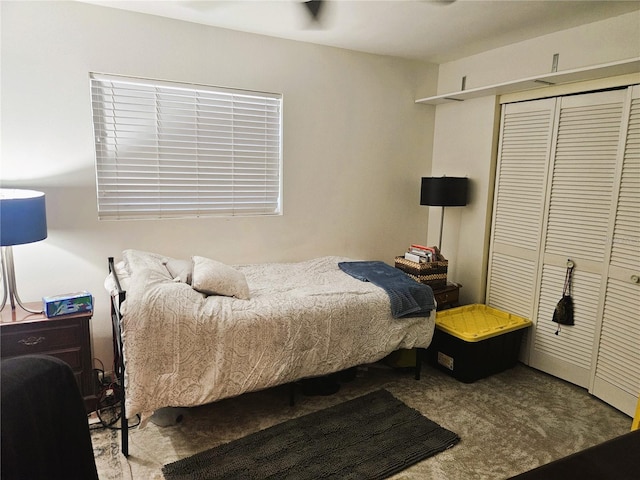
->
[486,99,556,327]
[591,85,640,416]
[529,89,627,388]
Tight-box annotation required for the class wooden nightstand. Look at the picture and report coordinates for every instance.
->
[1,304,97,412]
[433,283,461,310]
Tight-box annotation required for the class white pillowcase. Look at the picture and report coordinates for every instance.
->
[191,256,250,300]
[163,258,193,284]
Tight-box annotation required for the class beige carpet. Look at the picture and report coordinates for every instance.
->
[91,362,631,480]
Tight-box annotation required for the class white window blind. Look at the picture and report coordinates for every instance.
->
[90,73,282,220]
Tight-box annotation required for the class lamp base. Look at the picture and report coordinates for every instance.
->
[1,246,43,314]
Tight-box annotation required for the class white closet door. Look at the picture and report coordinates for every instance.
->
[529,89,627,387]
[487,98,556,322]
[591,86,640,416]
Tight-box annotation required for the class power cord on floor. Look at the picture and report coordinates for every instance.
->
[89,365,140,430]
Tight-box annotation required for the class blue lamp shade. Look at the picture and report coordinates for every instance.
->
[420,177,468,207]
[0,189,48,247]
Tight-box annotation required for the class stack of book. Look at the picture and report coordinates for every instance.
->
[404,243,436,263]
[404,244,436,263]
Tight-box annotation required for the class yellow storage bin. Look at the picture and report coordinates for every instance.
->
[428,304,532,383]
[435,304,532,342]
[384,348,417,369]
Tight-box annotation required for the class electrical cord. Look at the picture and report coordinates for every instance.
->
[89,366,140,430]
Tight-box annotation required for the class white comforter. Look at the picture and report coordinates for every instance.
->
[114,249,435,420]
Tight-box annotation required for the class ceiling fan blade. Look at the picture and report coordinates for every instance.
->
[303,0,324,23]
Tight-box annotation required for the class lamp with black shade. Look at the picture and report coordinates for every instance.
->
[420,177,468,254]
[0,189,48,313]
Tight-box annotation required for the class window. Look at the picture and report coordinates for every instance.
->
[90,73,282,220]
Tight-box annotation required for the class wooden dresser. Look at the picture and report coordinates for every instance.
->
[1,304,97,412]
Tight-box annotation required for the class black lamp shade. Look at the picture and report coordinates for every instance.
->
[0,189,48,246]
[420,177,468,207]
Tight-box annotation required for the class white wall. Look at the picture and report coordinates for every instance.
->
[429,10,640,305]
[436,11,640,95]
[0,1,437,368]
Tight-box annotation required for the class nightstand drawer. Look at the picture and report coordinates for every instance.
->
[435,288,459,305]
[1,322,83,358]
[433,283,461,310]
[45,348,83,372]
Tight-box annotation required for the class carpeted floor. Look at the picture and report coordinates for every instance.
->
[90,362,632,480]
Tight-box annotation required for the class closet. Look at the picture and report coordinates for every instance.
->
[487,85,640,416]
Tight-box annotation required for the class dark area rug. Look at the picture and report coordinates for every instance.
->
[162,389,460,480]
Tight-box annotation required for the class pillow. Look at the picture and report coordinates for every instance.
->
[163,259,193,285]
[191,256,250,300]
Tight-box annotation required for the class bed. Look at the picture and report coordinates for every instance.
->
[106,249,436,455]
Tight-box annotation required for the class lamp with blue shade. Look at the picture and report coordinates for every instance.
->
[0,189,48,313]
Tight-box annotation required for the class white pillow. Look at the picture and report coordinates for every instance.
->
[163,258,193,284]
[191,256,250,300]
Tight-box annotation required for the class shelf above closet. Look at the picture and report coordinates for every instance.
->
[415,57,640,105]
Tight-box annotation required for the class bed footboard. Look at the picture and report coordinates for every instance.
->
[108,257,129,457]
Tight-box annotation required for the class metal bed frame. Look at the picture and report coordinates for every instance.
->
[108,257,129,456]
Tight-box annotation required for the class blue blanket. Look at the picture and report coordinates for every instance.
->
[338,261,435,318]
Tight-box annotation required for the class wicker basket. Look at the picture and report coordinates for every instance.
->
[395,256,448,288]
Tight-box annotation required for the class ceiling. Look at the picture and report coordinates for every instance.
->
[83,1,640,63]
